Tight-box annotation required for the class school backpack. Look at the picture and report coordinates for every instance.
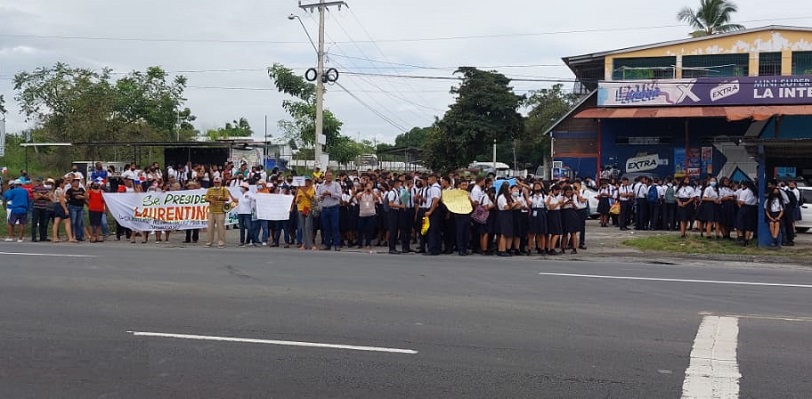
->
[785,189,798,209]
[647,185,659,203]
[664,185,676,203]
[381,190,392,212]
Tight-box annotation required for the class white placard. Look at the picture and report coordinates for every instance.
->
[255,194,295,221]
[292,176,306,187]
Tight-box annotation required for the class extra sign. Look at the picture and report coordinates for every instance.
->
[626,154,659,173]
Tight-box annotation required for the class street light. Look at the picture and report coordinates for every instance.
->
[287,14,318,55]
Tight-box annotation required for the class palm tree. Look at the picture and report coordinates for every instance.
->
[677,0,745,37]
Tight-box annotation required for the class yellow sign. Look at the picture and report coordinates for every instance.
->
[442,189,473,215]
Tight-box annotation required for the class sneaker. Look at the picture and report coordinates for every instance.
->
[17,239,23,243]
[4,238,12,242]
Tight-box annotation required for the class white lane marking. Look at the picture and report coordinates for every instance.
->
[538,272,812,289]
[700,311,812,323]
[0,251,97,258]
[127,331,418,355]
[681,316,740,399]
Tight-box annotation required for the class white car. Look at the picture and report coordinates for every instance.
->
[795,187,812,233]
[582,188,600,219]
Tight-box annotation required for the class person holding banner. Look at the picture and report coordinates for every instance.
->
[296,177,317,251]
[204,176,237,249]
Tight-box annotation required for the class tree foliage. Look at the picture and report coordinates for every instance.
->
[0,94,6,115]
[394,126,434,148]
[267,63,342,151]
[519,84,581,167]
[12,63,196,167]
[425,67,525,173]
[677,0,744,37]
[205,117,253,141]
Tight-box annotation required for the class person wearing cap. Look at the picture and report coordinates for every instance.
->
[30,177,53,242]
[204,176,237,248]
[235,181,256,247]
[4,180,31,242]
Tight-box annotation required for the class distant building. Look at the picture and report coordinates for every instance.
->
[549,25,812,183]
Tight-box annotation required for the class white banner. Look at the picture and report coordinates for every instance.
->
[255,194,294,221]
[104,188,292,231]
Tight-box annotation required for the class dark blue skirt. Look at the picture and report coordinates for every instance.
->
[736,204,758,232]
[597,198,611,215]
[498,209,514,237]
[547,210,562,235]
[529,209,548,235]
[562,208,581,234]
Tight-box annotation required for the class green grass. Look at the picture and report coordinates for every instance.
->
[623,233,812,258]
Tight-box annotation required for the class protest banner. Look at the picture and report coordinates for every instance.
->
[104,187,293,231]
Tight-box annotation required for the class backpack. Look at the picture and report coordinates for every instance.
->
[647,185,659,203]
[785,189,798,210]
[381,190,392,212]
[664,185,676,203]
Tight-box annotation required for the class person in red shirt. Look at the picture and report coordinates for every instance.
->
[87,182,106,242]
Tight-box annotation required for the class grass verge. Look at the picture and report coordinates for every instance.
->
[623,233,812,258]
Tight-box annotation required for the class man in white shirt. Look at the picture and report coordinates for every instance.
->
[633,177,650,230]
[423,175,442,256]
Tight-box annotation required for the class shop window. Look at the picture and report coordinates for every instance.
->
[792,51,812,75]
[612,57,676,80]
[758,52,782,76]
[683,54,749,78]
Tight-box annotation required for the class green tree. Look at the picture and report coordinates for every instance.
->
[204,117,253,140]
[426,67,525,173]
[267,63,342,151]
[677,0,744,37]
[520,84,581,168]
[0,94,6,115]
[13,63,196,167]
[394,126,433,148]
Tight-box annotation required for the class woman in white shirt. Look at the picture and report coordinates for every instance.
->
[496,183,517,257]
[699,178,721,239]
[736,181,758,245]
[545,184,563,255]
[717,177,737,239]
[236,182,255,247]
[765,186,785,247]
[478,186,496,255]
[528,182,547,255]
[676,177,695,238]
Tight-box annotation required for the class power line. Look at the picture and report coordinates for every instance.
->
[2,15,810,45]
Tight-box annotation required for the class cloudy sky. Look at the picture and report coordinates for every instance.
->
[1,0,810,144]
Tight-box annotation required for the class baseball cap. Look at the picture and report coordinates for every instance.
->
[239,182,250,188]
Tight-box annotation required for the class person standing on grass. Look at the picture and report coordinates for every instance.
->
[204,176,236,249]
[31,177,52,242]
[699,178,721,239]
[86,182,106,243]
[765,186,785,248]
[736,181,758,246]
[4,180,30,242]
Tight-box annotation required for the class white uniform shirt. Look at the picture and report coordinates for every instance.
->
[497,194,510,211]
[738,188,758,206]
[677,186,693,200]
[702,186,719,200]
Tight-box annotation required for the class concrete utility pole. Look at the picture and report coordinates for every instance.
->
[298,0,346,170]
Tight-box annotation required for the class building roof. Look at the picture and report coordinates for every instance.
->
[563,25,812,70]
[542,90,597,136]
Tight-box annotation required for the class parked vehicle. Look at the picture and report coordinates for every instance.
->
[795,187,812,233]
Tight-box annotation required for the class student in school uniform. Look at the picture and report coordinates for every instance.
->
[386,180,405,254]
[482,187,498,255]
[528,182,548,255]
[765,186,785,247]
[440,177,456,254]
[699,178,721,239]
[560,185,583,254]
[399,179,415,253]
[596,179,615,228]
[676,177,695,238]
[690,180,702,232]
[454,180,474,256]
[736,181,758,246]
[511,184,530,255]
[495,183,517,257]
[423,175,443,256]
[573,179,589,250]
[617,178,634,230]
[545,184,564,255]
[717,177,737,240]
[662,177,677,231]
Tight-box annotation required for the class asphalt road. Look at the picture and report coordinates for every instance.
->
[0,242,811,398]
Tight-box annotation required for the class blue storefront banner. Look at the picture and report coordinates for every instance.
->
[598,76,812,107]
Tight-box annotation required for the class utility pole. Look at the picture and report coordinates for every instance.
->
[298,0,347,171]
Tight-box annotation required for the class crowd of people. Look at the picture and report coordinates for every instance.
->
[594,175,802,247]
[1,161,804,251]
